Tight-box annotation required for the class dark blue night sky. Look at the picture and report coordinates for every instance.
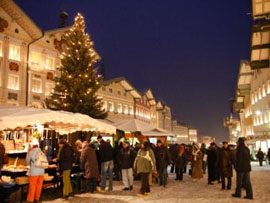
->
[15,0,252,142]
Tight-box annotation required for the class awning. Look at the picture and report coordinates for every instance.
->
[113,119,154,132]
[142,128,176,137]
[0,106,116,134]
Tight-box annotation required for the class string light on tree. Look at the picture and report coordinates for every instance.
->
[46,13,107,119]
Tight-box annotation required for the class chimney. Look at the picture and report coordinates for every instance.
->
[58,11,69,28]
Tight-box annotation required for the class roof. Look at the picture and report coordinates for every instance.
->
[103,77,141,98]
[0,0,42,39]
[145,89,156,106]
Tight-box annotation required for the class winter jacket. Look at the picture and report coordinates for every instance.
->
[169,144,179,163]
[99,140,114,163]
[26,148,45,176]
[134,148,156,173]
[80,144,99,179]
[175,151,188,169]
[118,147,136,169]
[155,145,171,169]
[59,144,74,172]
[256,151,264,160]
[216,147,234,177]
[0,142,5,169]
[235,143,251,173]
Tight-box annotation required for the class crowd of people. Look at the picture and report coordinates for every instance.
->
[0,134,260,202]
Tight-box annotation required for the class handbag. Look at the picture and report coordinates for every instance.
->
[3,154,8,164]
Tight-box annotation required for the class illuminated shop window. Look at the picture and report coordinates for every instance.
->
[32,78,42,93]
[8,74,19,90]
[9,44,21,61]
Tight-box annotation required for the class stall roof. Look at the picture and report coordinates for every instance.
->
[112,119,154,132]
[142,128,176,137]
[0,106,116,134]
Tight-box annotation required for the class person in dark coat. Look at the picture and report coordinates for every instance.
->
[175,144,188,181]
[267,148,270,165]
[256,148,264,166]
[57,139,74,199]
[232,137,253,200]
[207,142,217,184]
[169,144,179,173]
[80,140,99,193]
[118,140,137,190]
[155,140,171,187]
[200,143,207,174]
[97,135,114,191]
[216,141,234,190]
[0,134,6,176]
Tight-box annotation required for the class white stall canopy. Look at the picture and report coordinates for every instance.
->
[0,106,116,134]
[113,119,155,132]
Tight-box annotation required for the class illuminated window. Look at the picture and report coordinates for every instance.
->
[102,101,107,111]
[123,104,128,114]
[252,31,270,46]
[30,51,41,65]
[251,48,269,61]
[108,102,114,112]
[118,103,122,113]
[129,106,134,115]
[45,82,54,96]
[9,44,21,61]
[267,80,270,94]
[263,84,266,97]
[253,0,270,16]
[255,91,258,102]
[8,74,19,90]
[251,94,255,104]
[0,41,3,57]
[45,56,54,70]
[32,78,42,93]
[258,87,262,100]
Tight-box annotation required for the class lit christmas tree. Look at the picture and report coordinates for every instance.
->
[47,13,107,119]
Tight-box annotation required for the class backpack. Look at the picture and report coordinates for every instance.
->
[34,149,49,168]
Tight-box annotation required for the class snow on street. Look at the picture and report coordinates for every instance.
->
[44,162,270,203]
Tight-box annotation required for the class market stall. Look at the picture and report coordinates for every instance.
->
[142,128,176,145]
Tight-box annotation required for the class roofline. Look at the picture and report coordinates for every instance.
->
[4,0,43,39]
[44,26,72,35]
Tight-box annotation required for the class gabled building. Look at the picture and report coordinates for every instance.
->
[156,101,172,131]
[0,0,75,107]
[96,77,141,121]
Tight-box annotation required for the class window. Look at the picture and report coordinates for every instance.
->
[252,31,270,46]
[251,48,269,61]
[255,91,258,102]
[30,51,41,65]
[45,56,54,70]
[258,87,262,100]
[118,103,122,113]
[253,0,270,16]
[267,80,270,94]
[8,74,19,90]
[123,105,128,114]
[32,78,42,93]
[0,41,2,57]
[251,94,255,104]
[45,83,54,96]
[117,90,121,95]
[102,101,107,111]
[109,88,113,93]
[9,44,21,61]
[108,102,114,112]
[129,106,134,115]
[263,84,266,97]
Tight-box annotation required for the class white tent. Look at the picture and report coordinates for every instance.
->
[142,128,176,137]
[0,106,116,134]
[113,119,154,132]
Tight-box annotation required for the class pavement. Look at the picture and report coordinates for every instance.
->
[43,162,270,203]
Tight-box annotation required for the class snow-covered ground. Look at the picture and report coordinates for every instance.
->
[44,162,270,203]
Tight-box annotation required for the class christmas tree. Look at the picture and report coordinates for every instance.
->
[47,13,107,119]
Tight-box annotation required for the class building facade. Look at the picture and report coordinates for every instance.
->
[171,120,189,143]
